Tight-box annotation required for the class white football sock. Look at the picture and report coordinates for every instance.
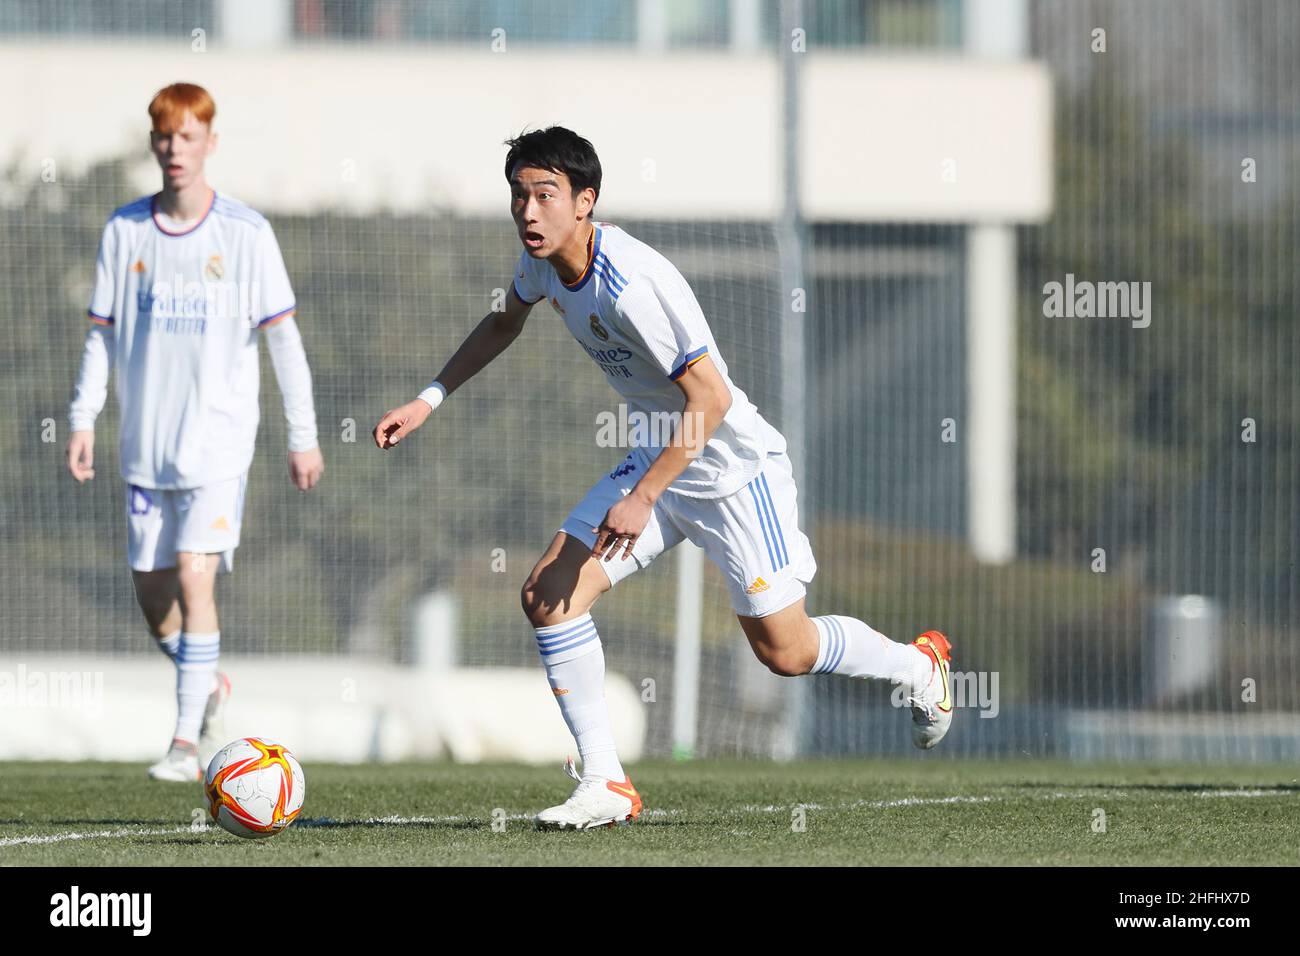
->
[175,630,219,744]
[156,629,181,663]
[809,615,930,688]
[534,613,626,782]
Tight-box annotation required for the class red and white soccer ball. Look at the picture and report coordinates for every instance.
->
[204,737,305,839]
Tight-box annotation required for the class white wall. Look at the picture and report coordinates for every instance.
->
[0,42,1050,222]
[0,655,647,765]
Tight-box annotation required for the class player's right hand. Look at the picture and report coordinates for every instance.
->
[373,399,432,450]
[67,429,96,483]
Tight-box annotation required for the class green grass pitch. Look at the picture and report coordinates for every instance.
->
[1,759,1296,866]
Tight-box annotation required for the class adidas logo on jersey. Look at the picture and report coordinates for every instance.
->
[745,577,770,595]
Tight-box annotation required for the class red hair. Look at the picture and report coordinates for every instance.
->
[148,83,216,132]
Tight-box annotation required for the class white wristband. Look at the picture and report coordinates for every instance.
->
[417,381,447,412]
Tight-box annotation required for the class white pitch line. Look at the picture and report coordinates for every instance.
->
[294,808,676,828]
[742,787,1297,814]
[0,809,678,848]
[1,788,1291,848]
[0,824,206,848]
[742,794,1004,812]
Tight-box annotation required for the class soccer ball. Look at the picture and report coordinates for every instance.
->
[203,737,305,839]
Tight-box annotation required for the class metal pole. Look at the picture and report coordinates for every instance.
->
[773,0,808,760]
[963,0,1025,566]
[671,543,704,759]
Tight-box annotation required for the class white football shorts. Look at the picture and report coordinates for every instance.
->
[125,472,248,574]
[560,447,817,618]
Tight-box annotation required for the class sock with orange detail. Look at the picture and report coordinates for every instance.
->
[534,613,627,782]
[809,615,930,688]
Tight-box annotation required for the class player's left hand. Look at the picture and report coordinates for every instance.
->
[593,492,654,562]
[289,446,324,491]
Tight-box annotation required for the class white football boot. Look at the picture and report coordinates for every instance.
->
[147,739,201,782]
[197,672,232,767]
[533,757,644,831]
[906,631,955,750]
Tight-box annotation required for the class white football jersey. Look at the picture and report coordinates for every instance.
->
[513,221,782,499]
[87,190,296,489]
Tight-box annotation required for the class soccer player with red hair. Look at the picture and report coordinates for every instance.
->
[67,83,324,781]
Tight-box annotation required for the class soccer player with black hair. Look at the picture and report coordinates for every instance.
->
[375,126,952,829]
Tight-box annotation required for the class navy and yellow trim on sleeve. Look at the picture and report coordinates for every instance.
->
[512,279,543,306]
[87,309,113,326]
[257,305,296,328]
[669,346,709,381]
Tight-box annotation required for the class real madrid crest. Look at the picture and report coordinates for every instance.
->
[204,255,224,280]
[589,313,609,341]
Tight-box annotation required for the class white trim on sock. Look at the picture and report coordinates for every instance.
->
[156,630,181,661]
[534,612,600,665]
[810,615,928,686]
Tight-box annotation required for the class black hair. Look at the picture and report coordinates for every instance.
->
[503,126,601,217]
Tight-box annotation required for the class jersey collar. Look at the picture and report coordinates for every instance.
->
[561,222,601,293]
[151,188,216,237]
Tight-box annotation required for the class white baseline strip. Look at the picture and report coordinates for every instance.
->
[1,788,1291,849]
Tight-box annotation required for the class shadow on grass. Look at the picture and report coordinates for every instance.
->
[1006,782,1300,793]
[293,816,688,833]
[48,818,185,826]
